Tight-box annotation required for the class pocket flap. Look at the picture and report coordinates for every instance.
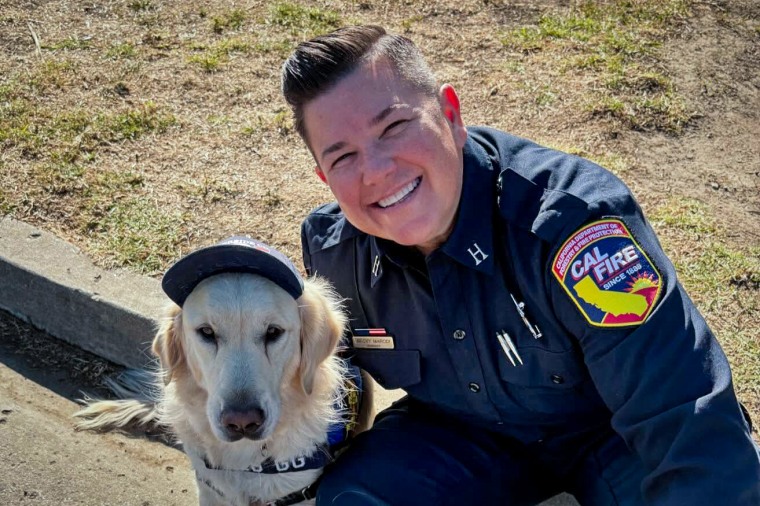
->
[352,349,421,390]
[497,346,588,389]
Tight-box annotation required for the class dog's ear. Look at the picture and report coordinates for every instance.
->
[152,303,186,385]
[298,277,347,395]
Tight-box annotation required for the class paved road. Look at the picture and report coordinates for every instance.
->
[0,310,197,505]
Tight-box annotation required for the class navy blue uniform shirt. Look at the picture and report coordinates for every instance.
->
[301,127,760,504]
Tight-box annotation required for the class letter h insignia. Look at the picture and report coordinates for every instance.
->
[467,243,489,266]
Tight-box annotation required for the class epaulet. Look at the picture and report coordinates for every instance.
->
[301,203,362,255]
[493,141,633,245]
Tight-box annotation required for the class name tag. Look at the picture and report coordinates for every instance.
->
[352,335,395,349]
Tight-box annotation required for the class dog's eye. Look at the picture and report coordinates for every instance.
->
[197,326,216,343]
[265,325,284,342]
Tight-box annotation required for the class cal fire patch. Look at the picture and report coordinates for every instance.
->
[552,219,662,327]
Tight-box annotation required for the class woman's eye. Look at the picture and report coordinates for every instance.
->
[382,119,408,137]
[197,326,216,343]
[331,152,354,170]
[265,325,284,343]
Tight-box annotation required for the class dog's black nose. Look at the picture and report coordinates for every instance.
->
[221,406,266,439]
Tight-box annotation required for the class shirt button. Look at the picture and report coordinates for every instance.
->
[468,382,480,393]
[453,329,466,340]
[551,374,565,384]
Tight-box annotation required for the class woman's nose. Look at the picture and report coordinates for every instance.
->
[360,149,394,185]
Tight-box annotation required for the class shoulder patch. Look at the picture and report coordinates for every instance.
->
[552,218,662,327]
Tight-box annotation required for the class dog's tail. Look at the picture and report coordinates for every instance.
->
[73,369,165,433]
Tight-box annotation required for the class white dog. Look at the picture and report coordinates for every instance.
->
[75,237,371,506]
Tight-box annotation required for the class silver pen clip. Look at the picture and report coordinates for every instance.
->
[510,294,543,339]
[496,331,523,366]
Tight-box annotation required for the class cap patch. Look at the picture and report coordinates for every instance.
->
[552,219,662,327]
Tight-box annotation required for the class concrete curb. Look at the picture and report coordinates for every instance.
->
[0,217,165,369]
[0,216,578,506]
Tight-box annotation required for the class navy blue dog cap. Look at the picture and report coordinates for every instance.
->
[162,236,304,306]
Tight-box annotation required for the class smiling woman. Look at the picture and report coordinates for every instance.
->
[302,58,467,255]
[282,24,760,506]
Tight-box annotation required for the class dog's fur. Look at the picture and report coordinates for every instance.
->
[75,273,371,506]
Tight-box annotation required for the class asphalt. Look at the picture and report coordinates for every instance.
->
[0,216,578,505]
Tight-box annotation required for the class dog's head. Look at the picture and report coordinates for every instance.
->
[153,238,346,443]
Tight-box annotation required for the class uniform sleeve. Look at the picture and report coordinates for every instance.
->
[549,194,760,505]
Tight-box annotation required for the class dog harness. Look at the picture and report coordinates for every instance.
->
[198,364,363,506]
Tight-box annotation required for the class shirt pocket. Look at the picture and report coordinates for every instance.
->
[351,349,421,390]
[497,346,603,415]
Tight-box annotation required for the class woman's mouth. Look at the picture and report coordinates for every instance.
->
[377,177,421,209]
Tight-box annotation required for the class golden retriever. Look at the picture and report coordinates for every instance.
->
[75,238,371,506]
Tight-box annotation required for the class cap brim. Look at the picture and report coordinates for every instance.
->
[161,244,303,306]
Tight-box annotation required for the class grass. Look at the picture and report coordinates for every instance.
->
[0,98,37,147]
[268,2,342,36]
[42,36,92,51]
[211,9,246,34]
[240,109,293,137]
[501,0,694,132]
[187,52,225,72]
[0,0,756,423]
[20,162,186,275]
[186,37,251,72]
[106,42,137,59]
[25,102,177,151]
[85,195,186,274]
[0,0,708,277]
[176,173,242,203]
[128,0,153,12]
[0,91,178,271]
[27,59,77,91]
[650,199,760,408]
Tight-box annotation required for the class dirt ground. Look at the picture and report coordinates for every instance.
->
[623,0,760,239]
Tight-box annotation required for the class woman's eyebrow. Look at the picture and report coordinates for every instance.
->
[369,104,405,128]
[321,141,347,161]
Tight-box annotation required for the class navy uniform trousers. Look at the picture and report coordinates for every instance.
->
[317,397,646,506]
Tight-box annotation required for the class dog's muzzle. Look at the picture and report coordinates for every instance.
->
[220,405,267,440]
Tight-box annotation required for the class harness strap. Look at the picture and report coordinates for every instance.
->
[202,445,331,474]
[264,478,321,506]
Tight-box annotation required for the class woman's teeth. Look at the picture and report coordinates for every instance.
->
[378,178,420,208]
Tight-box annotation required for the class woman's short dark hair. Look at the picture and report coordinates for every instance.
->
[281,25,438,141]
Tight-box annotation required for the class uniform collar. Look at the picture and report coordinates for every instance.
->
[369,135,496,287]
[440,136,496,275]
[369,237,385,286]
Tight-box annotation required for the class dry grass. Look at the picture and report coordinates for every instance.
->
[0,0,701,271]
[1,0,758,422]
[649,199,760,415]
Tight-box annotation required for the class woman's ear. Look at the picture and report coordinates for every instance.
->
[439,84,467,147]
[315,166,327,184]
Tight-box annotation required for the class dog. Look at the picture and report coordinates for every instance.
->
[75,237,372,506]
